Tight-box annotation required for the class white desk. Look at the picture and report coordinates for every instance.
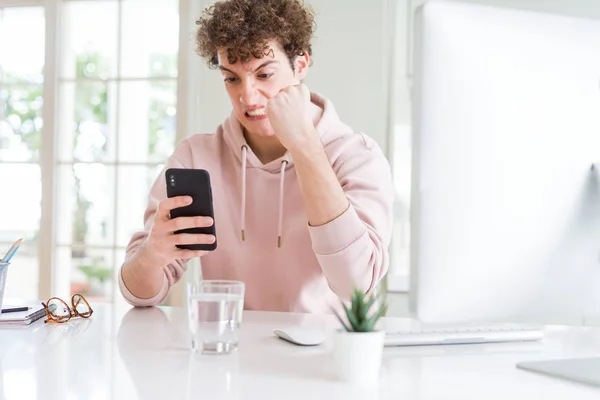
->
[2,304,600,399]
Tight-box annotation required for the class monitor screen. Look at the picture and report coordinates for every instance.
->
[410,1,600,325]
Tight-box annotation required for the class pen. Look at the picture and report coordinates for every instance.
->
[1,306,31,313]
[1,238,22,263]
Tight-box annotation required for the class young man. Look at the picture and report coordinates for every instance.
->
[119,0,394,312]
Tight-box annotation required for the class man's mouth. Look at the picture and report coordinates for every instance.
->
[245,107,266,117]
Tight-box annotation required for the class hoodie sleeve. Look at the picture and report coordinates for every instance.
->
[307,132,394,299]
[118,143,193,307]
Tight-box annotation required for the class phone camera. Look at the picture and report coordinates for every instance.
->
[169,175,176,187]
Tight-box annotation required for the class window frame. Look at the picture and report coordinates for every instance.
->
[0,0,192,303]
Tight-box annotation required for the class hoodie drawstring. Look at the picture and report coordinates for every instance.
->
[277,160,288,248]
[240,145,247,241]
[239,145,287,247]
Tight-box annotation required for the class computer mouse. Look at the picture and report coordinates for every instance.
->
[273,326,327,346]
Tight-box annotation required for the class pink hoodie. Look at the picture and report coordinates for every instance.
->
[119,92,394,313]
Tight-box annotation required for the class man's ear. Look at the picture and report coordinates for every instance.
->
[294,52,310,81]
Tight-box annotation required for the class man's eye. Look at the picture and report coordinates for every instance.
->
[258,73,273,79]
[224,77,238,84]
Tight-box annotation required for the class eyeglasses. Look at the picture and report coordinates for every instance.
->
[42,293,93,323]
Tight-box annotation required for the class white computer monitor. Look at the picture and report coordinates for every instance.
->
[409,0,600,326]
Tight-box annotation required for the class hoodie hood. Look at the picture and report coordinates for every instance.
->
[222,91,342,172]
[221,91,350,246]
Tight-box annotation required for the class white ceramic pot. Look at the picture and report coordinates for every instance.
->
[332,329,385,385]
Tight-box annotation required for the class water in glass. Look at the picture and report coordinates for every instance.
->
[188,289,244,354]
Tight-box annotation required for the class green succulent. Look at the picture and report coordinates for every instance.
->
[332,287,388,332]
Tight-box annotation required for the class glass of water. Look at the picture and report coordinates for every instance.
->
[187,280,245,355]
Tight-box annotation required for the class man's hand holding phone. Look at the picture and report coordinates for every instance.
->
[139,195,216,266]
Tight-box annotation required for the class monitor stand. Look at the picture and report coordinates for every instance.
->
[517,357,600,388]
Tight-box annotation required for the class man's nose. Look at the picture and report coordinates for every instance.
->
[239,82,258,105]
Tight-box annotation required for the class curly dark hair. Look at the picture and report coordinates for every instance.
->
[195,0,316,70]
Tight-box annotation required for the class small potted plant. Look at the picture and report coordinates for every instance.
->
[331,287,388,385]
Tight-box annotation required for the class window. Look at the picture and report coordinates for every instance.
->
[0,5,45,301]
[0,0,181,304]
[54,0,179,303]
[386,0,420,293]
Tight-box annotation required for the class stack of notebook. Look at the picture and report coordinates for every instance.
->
[0,305,46,325]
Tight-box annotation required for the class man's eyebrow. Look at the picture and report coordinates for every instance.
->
[218,60,280,74]
[252,60,279,72]
[218,65,236,74]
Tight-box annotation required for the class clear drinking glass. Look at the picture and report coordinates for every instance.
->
[187,280,245,355]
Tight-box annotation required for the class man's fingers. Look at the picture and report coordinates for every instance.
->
[165,216,214,233]
[257,88,272,99]
[156,196,192,220]
[171,233,216,245]
[175,249,209,260]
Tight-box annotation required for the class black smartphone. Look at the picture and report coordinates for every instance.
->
[165,168,217,251]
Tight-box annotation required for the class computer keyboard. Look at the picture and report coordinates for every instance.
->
[384,324,544,346]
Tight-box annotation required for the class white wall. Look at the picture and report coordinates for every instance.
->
[182,0,600,138]
[184,0,397,153]
[303,0,396,152]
